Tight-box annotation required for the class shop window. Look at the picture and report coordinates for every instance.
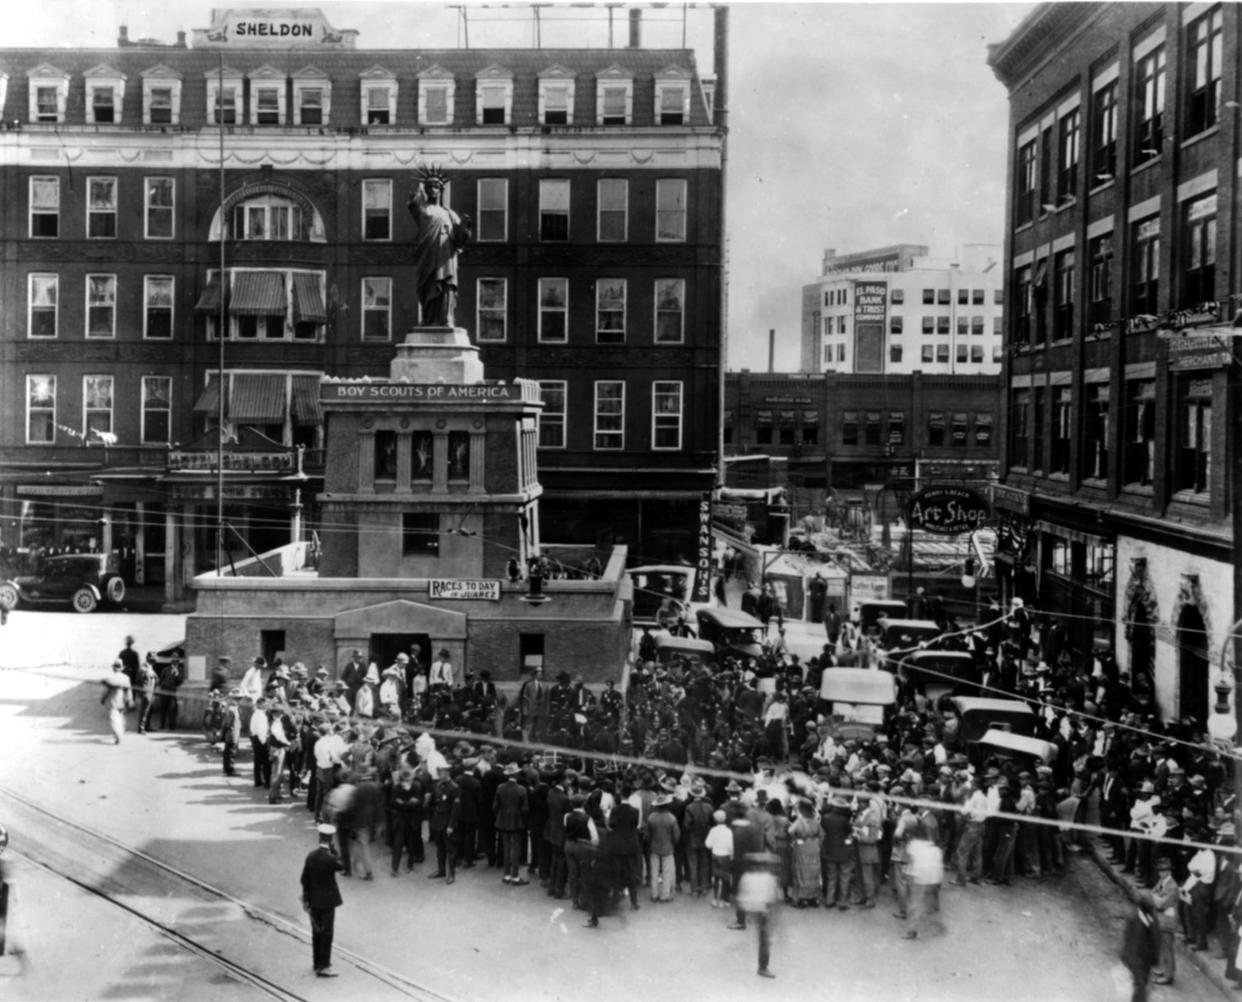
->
[1175,375,1211,494]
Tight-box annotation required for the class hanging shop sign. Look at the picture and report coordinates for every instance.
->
[693,494,713,603]
[907,486,990,536]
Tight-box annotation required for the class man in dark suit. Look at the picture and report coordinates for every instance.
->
[427,772,461,884]
[610,786,644,910]
[545,772,571,898]
[518,668,551,743]
[494,762,530,884]
[301,823,345,977]
[455,762,483,867]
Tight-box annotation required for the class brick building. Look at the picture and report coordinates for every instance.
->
[989,2,1236,723]
[0,6,725,602]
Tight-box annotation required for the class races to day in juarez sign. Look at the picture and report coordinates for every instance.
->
[907,486,990,535]
[428,579,500,601]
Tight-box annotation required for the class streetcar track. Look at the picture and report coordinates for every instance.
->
[0,784,462,1002]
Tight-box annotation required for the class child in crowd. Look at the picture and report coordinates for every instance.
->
[705,809,733,908]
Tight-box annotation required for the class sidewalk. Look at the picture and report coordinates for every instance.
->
[1088,836,1237,996]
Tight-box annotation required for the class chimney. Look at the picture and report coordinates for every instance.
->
[768,329,776,373]
[628,9,641,48]
[118,24,129,46]
[176,31,187,48]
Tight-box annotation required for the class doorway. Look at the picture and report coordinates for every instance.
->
[1127,600,1155,703]
[1177,605,1209,727]
[370,632,431,673]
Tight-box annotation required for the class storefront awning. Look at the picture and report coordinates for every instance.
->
[231,374,287,423]
[194,274,224,314]
[230,271,286,317]
[291,274,327,324]
[291,374,323,426]
[192,378,224,415]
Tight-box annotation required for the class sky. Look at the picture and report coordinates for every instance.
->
[8,1,1035,371]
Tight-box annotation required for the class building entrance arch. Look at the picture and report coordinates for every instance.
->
[1177,604,1209,727]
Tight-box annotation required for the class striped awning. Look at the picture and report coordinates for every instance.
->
[194,274,224,314]
[230,271,286,317]
[291,374,323,426]
[231,374,286,423]
[191,378,224,415]
[291,274,327,324]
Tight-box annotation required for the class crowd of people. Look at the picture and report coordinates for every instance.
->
[111,592,1241,986]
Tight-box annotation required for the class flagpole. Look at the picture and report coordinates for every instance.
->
[215,52,226,575]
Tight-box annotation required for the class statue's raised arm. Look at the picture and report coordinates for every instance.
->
[407,164,473,327]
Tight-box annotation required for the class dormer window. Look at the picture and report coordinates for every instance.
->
[418,66,455,126]
[84,66,126,125]
[475,66,512,126]
[206,67,243,125]
[538,66,576,126]
[293,68,331,126]
[360,67,398,126]
[27,64,69,124]
[141,66,182,126]
[595,67,633,126]
[655,67,692,125]
[248,67,287,126]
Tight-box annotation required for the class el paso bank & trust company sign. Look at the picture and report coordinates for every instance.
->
[322,384,521,402]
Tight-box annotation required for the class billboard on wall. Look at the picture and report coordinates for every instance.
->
[853,280,887,373]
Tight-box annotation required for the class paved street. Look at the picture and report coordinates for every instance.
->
[0,608,1225,1001]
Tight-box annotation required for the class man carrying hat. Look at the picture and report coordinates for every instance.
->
[301,823,345,977]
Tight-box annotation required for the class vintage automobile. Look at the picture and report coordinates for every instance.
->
[819,666,898,740]
[654,634,716,670]
[628,564,699,627]
[695,606,766,662]
[0,553,126,613]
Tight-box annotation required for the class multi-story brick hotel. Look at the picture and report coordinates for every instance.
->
[0,7,725,603]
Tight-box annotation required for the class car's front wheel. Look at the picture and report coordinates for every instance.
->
[71,587,99,614]
[0,582,18,611]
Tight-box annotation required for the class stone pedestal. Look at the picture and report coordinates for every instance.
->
[390,326,482,384]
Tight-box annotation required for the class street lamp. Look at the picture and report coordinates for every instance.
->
[1209,617,1242,748]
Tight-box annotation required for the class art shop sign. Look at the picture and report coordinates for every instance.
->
[907,486,990,536]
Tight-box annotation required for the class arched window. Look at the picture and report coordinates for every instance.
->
[208,187,326,243]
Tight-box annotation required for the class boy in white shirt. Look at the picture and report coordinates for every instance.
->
[705,809,734,908]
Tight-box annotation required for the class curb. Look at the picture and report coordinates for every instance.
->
[1087,837,1235,998]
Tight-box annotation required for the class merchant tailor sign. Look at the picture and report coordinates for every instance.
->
[907,486,990,536]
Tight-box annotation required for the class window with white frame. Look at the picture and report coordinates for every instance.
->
[29,176,59,238]
[476,179,507,242]
[85,274,116,338]
[655,179,687,241]
[293,73,330,126]
[1184,6,1222,138]
[362,179,392,240]
[596,279,626,344]
[362,75,397,124]
[87,177,117,238]
[27,66,68,123]
[654,278,685,343]
[232,194,307,241]
[594,381,625,450]
[141,376,172,444]
[252,86,283,125]
[28,274,58,338]
[26,374,55,443]
[477,278,507,342]
[539,179,570,241]
[83,375,114,439]
[596,70,633,125]
[417,68,453,125]
[655,75,690,125]
[145,177,174,239]
[144,275,174,340]
[538,380,566,448]
[475,68,512,125]
[538,278,568,342]
[206,71,241,124]
[141,68,181,125]
[597,179,627,242]
[652,381,683,450]
[85,71,124,124]
[362,277,392,341]
[539,70,575,125]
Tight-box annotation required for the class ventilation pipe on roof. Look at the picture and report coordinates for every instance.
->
[118,25,129,47]
[628,9,641,48]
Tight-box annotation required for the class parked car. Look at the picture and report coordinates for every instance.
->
[0,553,126,613]
[695,606,765,662]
